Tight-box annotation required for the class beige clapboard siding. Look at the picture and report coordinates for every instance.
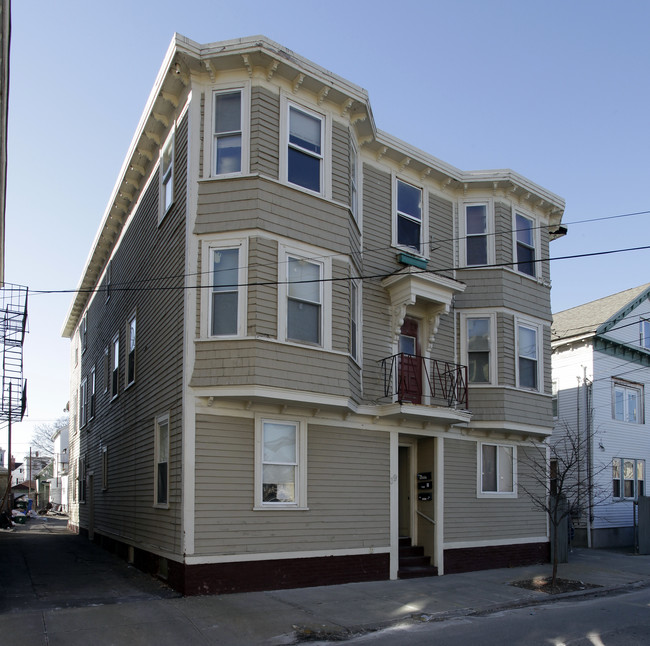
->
[196,176,350,252]
[191,339,350,395]
[443,438,546,543]
[193,415,389,555]
[429,193,455,277]
[494,200,512,266]
[250,85,279,179]
[331,120,350,205]
[73,115,189,557]
[247,235,278,338]
[332,257,350,354]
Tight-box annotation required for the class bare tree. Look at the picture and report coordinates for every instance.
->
[519,422,609,587]
[29,416,68,460]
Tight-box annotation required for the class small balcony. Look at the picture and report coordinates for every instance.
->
[380,353,468,410]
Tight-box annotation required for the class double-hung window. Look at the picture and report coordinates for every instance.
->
[480,443,515,495]
[154,413,170,507]
[515,213,536,277]
[287,104,323,193]
[111,334,119,399]
[89,366,96,420]
[287,256,322,345]
[395,178,423,254]
[255,418,307,509]
[80,314,87,354]
[517,322,539,390]
[350,136,360,223]
[79,378,88,428]
[127,314,136,386]
[613,380,643,423]
[160,132,174,217]
[465,203,490,266]
[78,456,87,503]
[213,89,243,175]
[466,316,492,384]
[204,238,247,338]
[640,319,650,350]
[350,278,361,362]
[613,458,645,499]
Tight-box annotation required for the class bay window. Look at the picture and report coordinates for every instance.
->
[213,89,243,175]
[395,178,423,254]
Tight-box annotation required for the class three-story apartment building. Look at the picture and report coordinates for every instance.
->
[62,34,565,594]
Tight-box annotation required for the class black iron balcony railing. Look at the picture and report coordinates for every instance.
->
[380,353,468,410]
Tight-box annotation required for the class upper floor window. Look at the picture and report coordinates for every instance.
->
[640,319,650,350]
[79,378,88,428]
[80,314,88,354]
[90,366,96,420]
[286,104,324,193]
[111,334,119,399]
[203,238,247,338]
[105,261,112,302]
[466,316,493,384]
[213,89,242,175]
[517,322,540,391]
[479,443,516,496]
[160,132,174,218]
[127,314,136,386]
[464,203,492,267]
[613,458,645,499]
[613,380,643,423]
[515,213,536,277]
[395,178,423,255]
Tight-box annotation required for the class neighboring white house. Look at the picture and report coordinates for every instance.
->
[552,283,650,548]
[50,423,69,510]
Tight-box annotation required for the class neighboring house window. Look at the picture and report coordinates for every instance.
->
[515,213,536,277]
[127,314,136,386]
[640,319,650,350]
[350,136,359,222]
[467,316,492,384]
[154,413,170,507]
[103,346,109,394]
[102,446,108,491]
[80,314,87,354]
[464,203,490,266]
[213,89,242,175]
[79,378,87,428]
[111,334,119,399]
[255,418,307,509]
[287,103,323,193]
[480,443,515,495]
[90,366,96,420]
[613,458,645,499]
[105,261,112,302]
[160,131,174,217]
[287,256,322,345]
[395,178,423,254]
[613,380,643,423]
[350,279,361,362]
[78,456,86,504]
[517,322,540,390]
[552,380,558,418]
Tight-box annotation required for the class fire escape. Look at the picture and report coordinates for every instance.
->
[1,283,28,422]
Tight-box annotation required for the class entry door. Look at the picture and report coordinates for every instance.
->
[398,318,422,404]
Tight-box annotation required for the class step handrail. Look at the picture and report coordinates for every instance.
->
[416,510,435,526]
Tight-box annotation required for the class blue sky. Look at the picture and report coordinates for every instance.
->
[4,0,650,456]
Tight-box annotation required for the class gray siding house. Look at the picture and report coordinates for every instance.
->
[62,35,565,594]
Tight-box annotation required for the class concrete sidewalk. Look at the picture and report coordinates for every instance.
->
[2,516,650,645]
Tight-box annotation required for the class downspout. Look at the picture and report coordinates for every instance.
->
[576,374,581,532]
[585,374,593,548]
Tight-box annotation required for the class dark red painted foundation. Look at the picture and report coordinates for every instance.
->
[444,541,549,574]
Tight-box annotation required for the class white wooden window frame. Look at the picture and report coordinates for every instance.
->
[110,333,119,400]
[159,128,175,223]
[515,318,543,392]
[477,442,517,498]
[640,319,650,350]
[278,242,332,350]
[612,380,644,424]
[200,236,248,339]
[392,176,428,258]
[153,412,170,509]
[89,365,96,420]
[459,199,494,267]
[79,378,88,428]
[279,95,331,198]
[512,209,540,279]
[612,457,645,500]
[460,312,497,386]
[254,415,308,510]
[126,311,136,388]
[80,313,87,354]
[205,82,250,178]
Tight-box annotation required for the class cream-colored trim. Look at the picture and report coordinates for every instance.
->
[434,436,444,575]
[460,311,497,387]
[512,205,542,283]
[515,316,544,392]
[458,198,495,268]
[153,412,171,509]
[389,431,399,580]
[444,536,548,550]
[184,545,390,565]
[392,174,429,259]
[477,441,518,499]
